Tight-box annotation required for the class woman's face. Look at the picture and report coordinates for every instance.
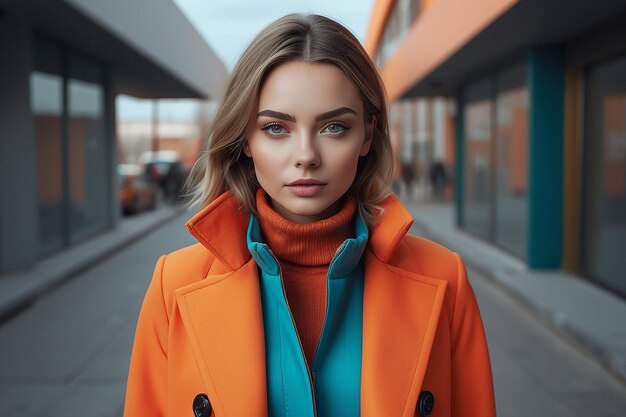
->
[244,61,375,224]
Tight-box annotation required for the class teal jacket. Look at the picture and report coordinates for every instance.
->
[247,211,369,417]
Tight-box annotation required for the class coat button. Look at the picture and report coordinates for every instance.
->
[193,393,211,417]
[418,390,434,416]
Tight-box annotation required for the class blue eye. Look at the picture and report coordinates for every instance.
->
[322,122,350,135]
[262,123,288,136]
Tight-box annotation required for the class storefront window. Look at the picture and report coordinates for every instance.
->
[31,37,110,253]
[585,55,626,297]
[495,65,528,258]
[463,80,492,239]
[31,37,64,255]
[68,53,108,242]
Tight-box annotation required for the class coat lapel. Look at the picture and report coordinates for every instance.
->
[174,258,268,417]
[360,194,448,416]
[361,252,447,417]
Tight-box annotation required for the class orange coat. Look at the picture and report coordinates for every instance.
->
[123,191,496,417]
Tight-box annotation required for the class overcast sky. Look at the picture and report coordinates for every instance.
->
[117,0,375,121]
[172,0,375,69]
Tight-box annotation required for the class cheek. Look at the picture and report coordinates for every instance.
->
[247,141,291,190]
[248,140,285,169]
[250,149,273,171]
[327,143,363,174]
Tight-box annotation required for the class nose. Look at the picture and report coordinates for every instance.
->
[294,132,320,168]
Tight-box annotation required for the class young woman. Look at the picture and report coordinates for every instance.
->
[123,14,495,417]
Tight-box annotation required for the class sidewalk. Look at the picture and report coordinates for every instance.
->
[0,203,187,322]
[403,197,626,385]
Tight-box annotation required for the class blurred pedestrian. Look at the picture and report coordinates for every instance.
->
[124,14,495,417]
[162,161,185,202]
[401,161,415,201]
[430,160,448,201]
[413,158,426,199]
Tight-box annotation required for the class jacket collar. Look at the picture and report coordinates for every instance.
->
[246,204,369,278]
[185,190,414,268]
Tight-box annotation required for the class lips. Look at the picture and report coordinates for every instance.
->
[286,178,327,186]
[285,178,327,197]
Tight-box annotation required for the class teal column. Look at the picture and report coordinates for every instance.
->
[527,47,564,268]
[454,95,464,227]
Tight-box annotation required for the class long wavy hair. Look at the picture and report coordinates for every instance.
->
[184,13,394,227]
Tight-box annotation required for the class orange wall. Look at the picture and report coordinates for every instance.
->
[35,116,63,204]
[365,0,438,57]
[444,111,455,167]
[364,0,396,57]
[368,0,519,101]
[509,107,528,194]
[496,107,528,194]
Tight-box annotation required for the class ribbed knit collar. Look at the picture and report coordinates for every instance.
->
[254,188,357,267]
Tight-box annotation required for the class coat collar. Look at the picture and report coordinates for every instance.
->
[185,190,415,267]
[246,201,369,278]
[185,191,250,270]
[179,190,447,417]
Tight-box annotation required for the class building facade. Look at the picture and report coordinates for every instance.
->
[0,0,226,272]
[366,0,626,298]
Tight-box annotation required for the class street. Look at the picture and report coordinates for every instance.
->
[0,211,625,417]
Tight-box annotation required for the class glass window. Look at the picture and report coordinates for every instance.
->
[67,52,108,242]
[463,80,493,239]
[495,65,529,258]
[31,37,64,255]
[584,55,626,297]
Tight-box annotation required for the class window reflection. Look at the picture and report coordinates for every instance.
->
[68,54,108,242]
[586,55,626,296]
[495,67,528,258]
[464,98,492,239]
[31,39,63,255]
[462,68,529,259]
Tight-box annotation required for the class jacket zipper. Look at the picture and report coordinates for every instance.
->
[310,241,346,364]
[264,241,347,417]
[264,244,319,417]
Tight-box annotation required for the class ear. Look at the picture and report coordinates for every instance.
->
[360,115,377,156]
[243,141,252,158]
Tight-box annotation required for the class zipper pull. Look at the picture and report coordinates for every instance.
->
[333,241,346,259]
[263,244,275,258]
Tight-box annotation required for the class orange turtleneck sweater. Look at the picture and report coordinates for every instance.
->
[255,188,357,369]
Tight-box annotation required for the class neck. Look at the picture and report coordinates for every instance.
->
[255,188,357,266]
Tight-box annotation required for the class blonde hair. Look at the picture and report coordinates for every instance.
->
[184,13,394,227]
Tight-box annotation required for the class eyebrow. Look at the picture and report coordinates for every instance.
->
[256,106,357,123]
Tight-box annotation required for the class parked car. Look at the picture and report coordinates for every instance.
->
[118,163,158,215]
[138,150,188,202]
